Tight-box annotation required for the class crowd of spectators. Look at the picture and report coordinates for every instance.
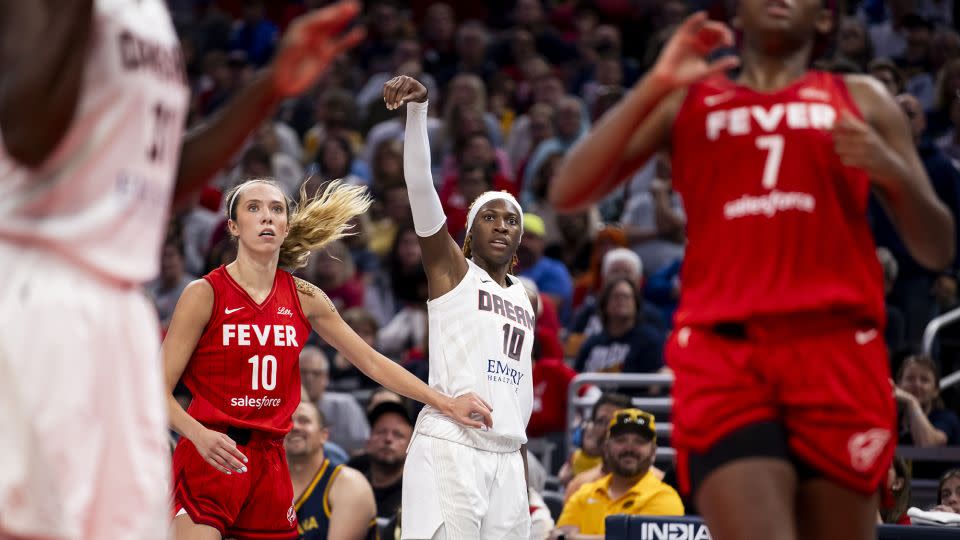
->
[154,0,960,536]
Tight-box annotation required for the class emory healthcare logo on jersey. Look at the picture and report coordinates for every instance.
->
[487,359,524,387]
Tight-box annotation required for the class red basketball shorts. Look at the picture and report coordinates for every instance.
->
[666,316,896,497]
[172,434,297,540]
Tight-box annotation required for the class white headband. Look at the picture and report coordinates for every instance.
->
[228,179,273,217]
[465,191,524,236]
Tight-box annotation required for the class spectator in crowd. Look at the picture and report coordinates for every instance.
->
[442,73,505,149]
[862,0,914,59]
[570,226,630,315]
[369,139,405,198]
[348,401,414,527]
[878,456,912,524]
[175,189,223,277]
[930,27,960,75]
[519,213,574,322]
[621,153,686,277]
[368,183,415,258]
[527,283,578,439]
[308,134,366,188]
[286,401,377,539]
[835,16,875,71]
[547,209,602,279]
[252,122,304,197]
[894,13,936,108]
[513,103,556,185]
[329,308,380,391]
[574,278,666,377]
[420,2,459,87]
[643,257,682,330]
[871,93,960,346]
[366,226,427,326]
[933,59,960,155]
[569,248,667,355]
[307,240,365,312]
[558,393,631,488]
[876,247,907,355]
[439,161,496,242]
[869,57,907,96]
[934,469,960,513]
[356,37,439,114]
[895,354,960,447]
[522,96,589,197]
[300,346,371,454]
[552,409,683,538]
[303,88,364,164]
[147,238,196,330]
[229,0,278,67]
[376,264,428,362]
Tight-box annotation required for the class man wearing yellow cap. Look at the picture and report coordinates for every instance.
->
[551,409,683,539]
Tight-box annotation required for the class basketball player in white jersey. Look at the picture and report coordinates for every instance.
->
[383,75,534,539]
[0,2,364,539]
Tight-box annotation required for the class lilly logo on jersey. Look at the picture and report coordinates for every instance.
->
[486,359,524,386]
[277,306,294,317]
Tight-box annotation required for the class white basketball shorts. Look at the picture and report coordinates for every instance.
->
[0,244,170,540]
[401,435,530,540]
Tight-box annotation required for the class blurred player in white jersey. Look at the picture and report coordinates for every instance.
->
[0,1,364,538]
[383,75,534,540]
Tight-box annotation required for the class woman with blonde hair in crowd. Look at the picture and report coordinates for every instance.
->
[163,178,493,540]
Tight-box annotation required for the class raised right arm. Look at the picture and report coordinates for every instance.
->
[384,75,469,300]
[548,12,738,212]
[0,1,94,167]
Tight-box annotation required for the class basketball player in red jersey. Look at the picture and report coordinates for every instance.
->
[162,178,493,540]
[550,2,954,539]
[0,2,364,540]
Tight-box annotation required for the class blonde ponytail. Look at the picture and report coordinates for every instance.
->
[279,180,372,270]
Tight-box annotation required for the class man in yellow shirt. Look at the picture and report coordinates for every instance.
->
[551,409,684,539]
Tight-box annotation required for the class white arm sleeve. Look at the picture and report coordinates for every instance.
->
[403,100,446,237]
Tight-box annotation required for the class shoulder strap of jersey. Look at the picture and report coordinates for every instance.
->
[294,459,331,511]
[322,464,344,518]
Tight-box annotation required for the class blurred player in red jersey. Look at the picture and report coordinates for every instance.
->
[550,1,955,539]
[0,2,365,539]
[162,179,493,540]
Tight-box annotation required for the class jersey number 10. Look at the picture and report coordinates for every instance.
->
[248,355,277,391]
[501,324,525,362]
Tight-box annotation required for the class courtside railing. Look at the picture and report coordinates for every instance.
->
[924,305,960,391]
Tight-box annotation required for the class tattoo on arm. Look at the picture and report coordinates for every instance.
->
[295,277,336,312]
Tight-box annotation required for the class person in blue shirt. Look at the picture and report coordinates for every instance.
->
[519,213,574,323]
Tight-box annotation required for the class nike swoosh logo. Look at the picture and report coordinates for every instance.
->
[480,279,492,284]
[854,329,878,345]
[225,307,244,314]
[704,91,735,107]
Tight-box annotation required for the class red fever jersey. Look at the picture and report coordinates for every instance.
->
[670,70,885,326]
[181,266,312,438]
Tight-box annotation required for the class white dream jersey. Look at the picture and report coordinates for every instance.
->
[414,259,535,452]
[0,0,189,285]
